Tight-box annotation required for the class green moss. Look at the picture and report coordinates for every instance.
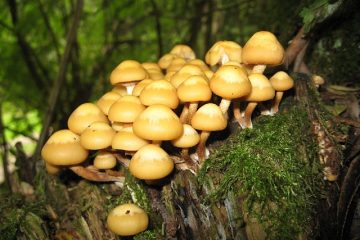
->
[198,105,323,239]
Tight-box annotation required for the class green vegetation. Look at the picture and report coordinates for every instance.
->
[199,104,323,239]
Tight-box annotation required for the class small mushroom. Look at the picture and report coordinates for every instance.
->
[169,44,196,60]
[132,79,153,97]
[242,73,275,128]
[93,151,117,170]
[268,71,294,115]
[191,103,227,163]
[110,60,148,94]
[96,91,122,116]
[107,203,149,236]
[67,103,108,134]
[41,129,88,166]
[80,121,115,150]
[242,31,284,74]
[112,126,150,155]
[129,144,174,180]
[205,40,242,66]
[142,62,164,80]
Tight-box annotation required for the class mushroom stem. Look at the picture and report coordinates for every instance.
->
[251,64,267,74]
[187,102,199,123]
[122,82,137,95]
[219,98,231,115]
[179,103,189,123]
[181,148,196,168]
[196,131,211,164]
[233,100,245,126]
[270,91,284,115]
[243,102,258,129]
[70,165,125,182]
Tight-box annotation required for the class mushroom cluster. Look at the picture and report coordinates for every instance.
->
[40,31,295,236]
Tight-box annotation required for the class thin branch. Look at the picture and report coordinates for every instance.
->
[37,0,61,62]
[150,0,163,58]
[32,0,84,164]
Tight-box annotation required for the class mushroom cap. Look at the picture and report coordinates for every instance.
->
[140,80,179,109]
[269,71,294,91]
[205,40,242,66]
[133,104,183,141]
[242,31,284,66]
[93,151,117,170]
[171,124,200,148]
[107,203,149,236]
[210,65,252,99]
[41,129,88,166]
[112,127,149,151]
[191,103,227,131]
[132,79,153,97]
[147,69,164,80]
[80,122,115,150]
[177,75,212,102]
[141,62,162,72]
[110,60,148,85]
[45,162,61,175]
[166,57,187,73]
[187,59,210,71]
[129,144,174,180]
[246,73,275,102]
[158,53,177,69]
[169,44,196,60]
[170,64,206,88]
[108,95,145,123]
[67,103,108,134]
[96,91,122,115]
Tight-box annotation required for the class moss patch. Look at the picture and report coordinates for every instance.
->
[198,105,323,239]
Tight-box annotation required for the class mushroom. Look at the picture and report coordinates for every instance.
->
[132,79,153,97]
[210,65,252,118]
[93,151,117,170]
[67,103,108,134]
[242,31,284,74]
[169,44,196,60]
[45,162,61,175]
[142,62,164,80]
[41,129,88,166]
[96,91,122,115]
[311,74,325,88]
[132,104,183,146]
[268,71,294,115]
[108,95,145,130]
[177,75,212,123]
[139,79,179,109]
[111,84,128,95]
[80,121,115,150]
[171,124,200,167]
[191,103,227,163]
[129,144,174,180]
[170,64,206,88]
[242,73,275,128]
[158,53,177,70]
[110,60,148,94]
[107,203,149,236]
[205,40,242,66]
[112,126,150,157]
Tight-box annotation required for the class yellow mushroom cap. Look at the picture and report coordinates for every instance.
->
[177,75,212,102]
[242,31,284,66]
[129,144,174,180]
[139,80,179,109]
[246,73,275,102]
[187,59,210,71]
[107,203,149,236]
[210,65,252,99]
[169,44,196,60]
[132,79,154,97]
[45,162,61,175]
[170,64,206,88]
[96,91,122,115]
[111,85,128,96]
[93,151,117,170]
[205,40,242,66]
[158,53,178,69]
[166,57,187,73]
[110,60,148,85]
[141,62,162,72]
[147,69,164,80]
[41,129,88,166]
[67,103,108,134]
[269,71,294,91]
[133,105,183,141]
[108,95,145,123]
[112,127,149,151]
[171,124,200,148]
[80,122,115,150]
[191,103,227,131]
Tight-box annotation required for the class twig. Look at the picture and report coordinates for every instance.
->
[32,0,84,166]
[70,166,125,182]
[0,103,11,191]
